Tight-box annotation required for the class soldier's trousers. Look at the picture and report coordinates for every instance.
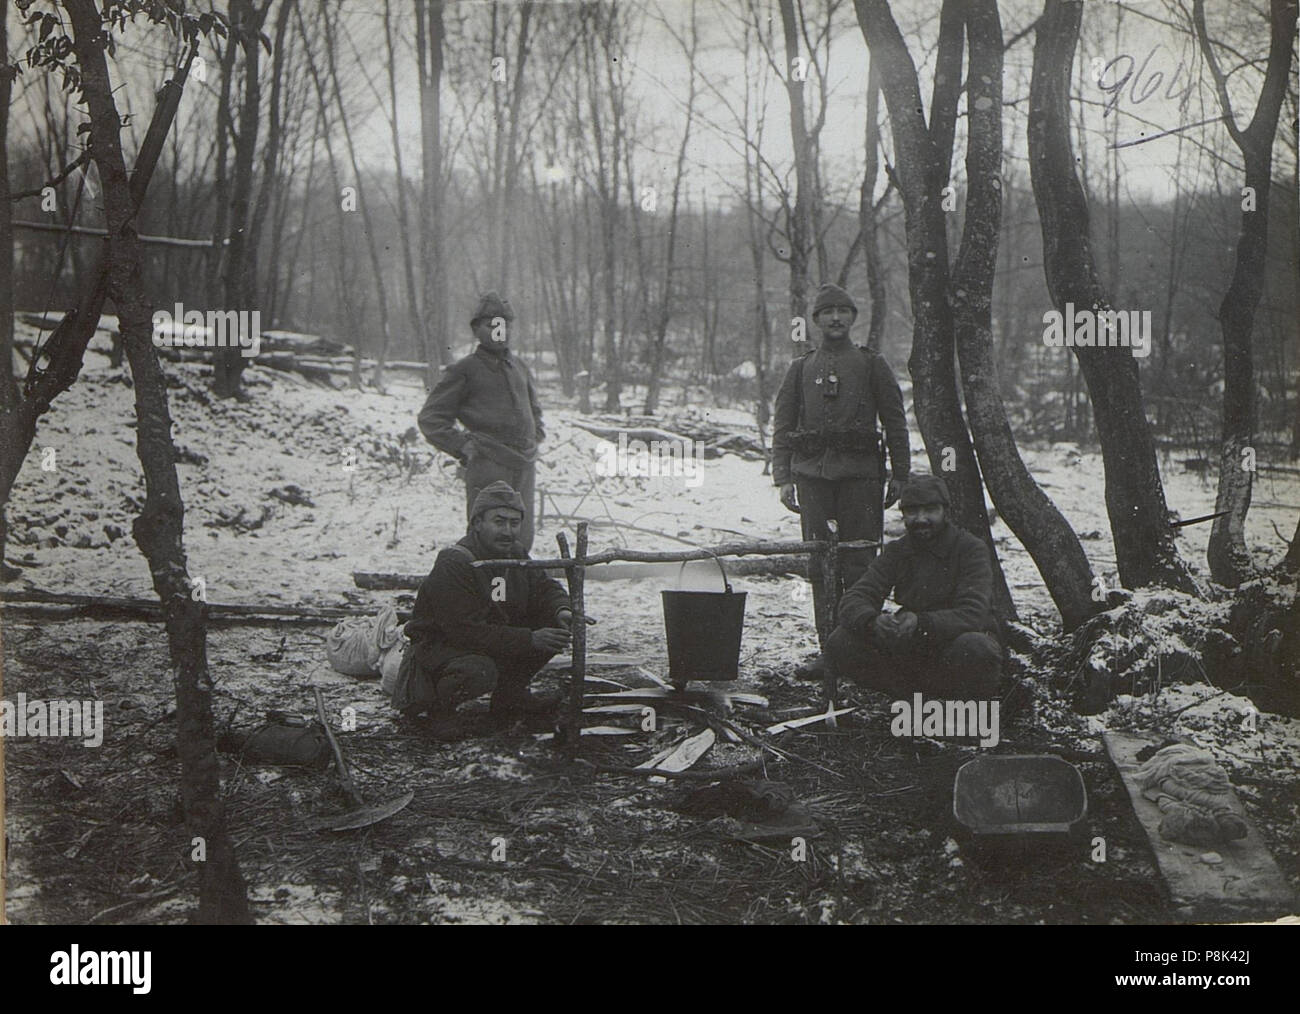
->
[795,477,882,645]
[465,457,537,553]
[397,641,556,716]
[823,625,1002,700]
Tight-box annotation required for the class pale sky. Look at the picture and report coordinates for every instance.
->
[7,0,1287,212]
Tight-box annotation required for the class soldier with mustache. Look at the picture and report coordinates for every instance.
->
[802,474,1003,699]
[772,282,911,645]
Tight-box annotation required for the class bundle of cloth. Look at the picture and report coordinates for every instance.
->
[1134,744,1249,846]
[325,603,405,682]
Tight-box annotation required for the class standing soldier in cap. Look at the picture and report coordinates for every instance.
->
[772,282,911,644]
[418,292,546,552]
[804,473,1003,699]
[386,480,586,740]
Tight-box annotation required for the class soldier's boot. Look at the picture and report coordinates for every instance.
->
[425,657,500,742]
[490,671,560,729]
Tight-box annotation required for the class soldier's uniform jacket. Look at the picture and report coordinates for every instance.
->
[404,534,570,671]
[838,521,1000,645]
[771,343,909,485]
[418,345,545,467]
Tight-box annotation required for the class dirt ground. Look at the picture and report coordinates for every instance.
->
[4,598,1297,925]
[3,341,1298,924]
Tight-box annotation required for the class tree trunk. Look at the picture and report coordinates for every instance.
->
[297,4,363,387]
[498,1,534,291]
[66,0,250,922]
[853,0,1015,620]
[1194,0,1297,586]
[644,9,698,416]
[777,0,811,322]
[245,0,292,323]
[322,5,392,393]
[416,0,448,384]
[0,0,17,412]
[207,31,238,310]
[1028,0,1196,594]
[951,0,1098,631]
[385,0,424,367]
[838,60,887,353]
[215,0,265,400]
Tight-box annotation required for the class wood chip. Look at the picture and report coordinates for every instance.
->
[636,728,716,783]
[765,707,855,735]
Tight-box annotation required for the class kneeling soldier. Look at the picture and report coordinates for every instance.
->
[390,481,576,739]
[815,474,1002,700]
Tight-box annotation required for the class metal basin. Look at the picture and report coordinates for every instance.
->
[953,755,1087,839]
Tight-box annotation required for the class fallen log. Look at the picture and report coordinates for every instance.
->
[0,588,388,625]
[255,352,339,386]
[569,419,695,445]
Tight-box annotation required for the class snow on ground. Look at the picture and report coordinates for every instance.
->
[5,322,1299,924]
[7,317,1296,647]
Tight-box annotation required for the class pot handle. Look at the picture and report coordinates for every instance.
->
[674,550,732,594]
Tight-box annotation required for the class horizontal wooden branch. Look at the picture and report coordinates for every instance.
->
[470,538,879,570]
[14,219,218,249]
[355,553,819,590]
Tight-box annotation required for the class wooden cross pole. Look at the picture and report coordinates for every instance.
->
[822,519,841,634]
[556,524,589,756]
[821,520,841,725]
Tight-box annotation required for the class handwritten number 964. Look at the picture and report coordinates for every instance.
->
[1093,46,1195,118]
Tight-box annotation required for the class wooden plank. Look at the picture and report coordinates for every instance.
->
[540,652,644,671]
[635,728,715,784]
[1102,730,1297,922]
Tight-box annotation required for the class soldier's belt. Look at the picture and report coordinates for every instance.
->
[789,428,881,455]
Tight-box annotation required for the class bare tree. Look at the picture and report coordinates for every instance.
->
[244,0,292,324]
[1028,0,1196,593]
[853,0,1016,620]
[776,0,814,321]
[322,5,394,392]
[837,60,890,351]
[213,0,269,400]
[0,0,16,413]
[53,0,250,921]
[296,3,365,387]
[1194,0,1298,586]
[951,0,1099,630]
[415,0,448,381]
[640,0,699,415]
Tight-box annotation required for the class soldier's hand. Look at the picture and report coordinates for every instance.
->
[556,609,597,631]
[872,613,898,645]
[893,610,919,643]
[461,440,477,465]
[531,627,571,653]
[779,483,800,513]
[884,476,905,509]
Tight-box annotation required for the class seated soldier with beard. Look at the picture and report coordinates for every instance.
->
[388,481,580,739]
[805,473,1003,699]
